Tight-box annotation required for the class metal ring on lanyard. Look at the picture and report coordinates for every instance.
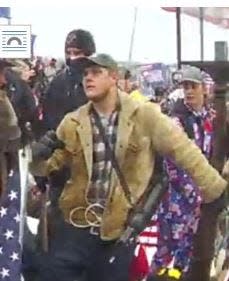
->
[69,203,104,228]
[85,203,104,227]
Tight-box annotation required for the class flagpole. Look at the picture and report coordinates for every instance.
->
[128,6,138,63]
[176,7,182,69]
[18,146,32,247]
[199,7,204,61]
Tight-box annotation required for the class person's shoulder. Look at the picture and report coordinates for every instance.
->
[62,102,90,122]
[130,99,162,126]
[170,98,188,116]
[51,69,66,83]
[119,90,161,115]
[56,103,90,139]
[46,69,67,94]
[139,100,161,114]
[120,91,153,107]
[5,69,21,84]
[5,69,30,95]
[130,90,149,102]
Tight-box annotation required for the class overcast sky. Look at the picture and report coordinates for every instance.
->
[1,4,228,63]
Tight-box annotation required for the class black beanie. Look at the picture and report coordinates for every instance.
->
[65,29,96,56]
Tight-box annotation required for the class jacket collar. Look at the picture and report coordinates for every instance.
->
[70,91,140,124]
[69,91,141,179]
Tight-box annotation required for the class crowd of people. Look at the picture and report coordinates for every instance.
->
[0,28,229,281]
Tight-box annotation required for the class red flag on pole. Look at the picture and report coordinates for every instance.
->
[162,7,229,29]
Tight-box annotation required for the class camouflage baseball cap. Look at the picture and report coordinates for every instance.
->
[81,53,118,70]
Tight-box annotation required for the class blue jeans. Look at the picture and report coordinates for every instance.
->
[38,220,135,281]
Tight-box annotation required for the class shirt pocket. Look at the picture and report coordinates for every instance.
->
[127,142,142,153]
[127,136,150,153]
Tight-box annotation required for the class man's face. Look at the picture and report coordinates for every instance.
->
[65,47,85,60]
[83,65,117,102]
[182,81,204,108]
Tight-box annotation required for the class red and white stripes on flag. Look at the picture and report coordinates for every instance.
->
[129,216,159,281]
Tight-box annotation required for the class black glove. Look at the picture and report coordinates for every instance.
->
[34,176,48,193]
[31,130,65,160]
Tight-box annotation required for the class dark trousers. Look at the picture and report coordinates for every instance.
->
[186,205,219,281]
[37,220,135,281]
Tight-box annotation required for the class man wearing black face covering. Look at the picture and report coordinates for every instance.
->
[31,31,96,270]
[36,29,96,213]
[37,29,95,198]
[42,29,96,131]
[41,28,95,196]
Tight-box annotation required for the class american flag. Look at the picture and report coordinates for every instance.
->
[130,216,159,280]
[0,170,22,281]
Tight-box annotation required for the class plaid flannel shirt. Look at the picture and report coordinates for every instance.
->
[87,109,118,207]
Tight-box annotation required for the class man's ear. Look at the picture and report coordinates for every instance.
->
[109,70,119,81]
[201,82,207,93]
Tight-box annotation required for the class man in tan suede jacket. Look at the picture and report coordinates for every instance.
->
[31,54,228,281]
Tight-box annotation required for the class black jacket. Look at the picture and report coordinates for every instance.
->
[5,69,38,144]
[42,68,88,131]
[5,70,37,124]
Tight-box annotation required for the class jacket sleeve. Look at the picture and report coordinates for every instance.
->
[145,103,227,203]
[29,115,72,177]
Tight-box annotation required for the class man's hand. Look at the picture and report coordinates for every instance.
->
[31,131,65,160]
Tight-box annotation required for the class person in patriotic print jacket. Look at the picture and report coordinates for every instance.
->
[133,67,219,281]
